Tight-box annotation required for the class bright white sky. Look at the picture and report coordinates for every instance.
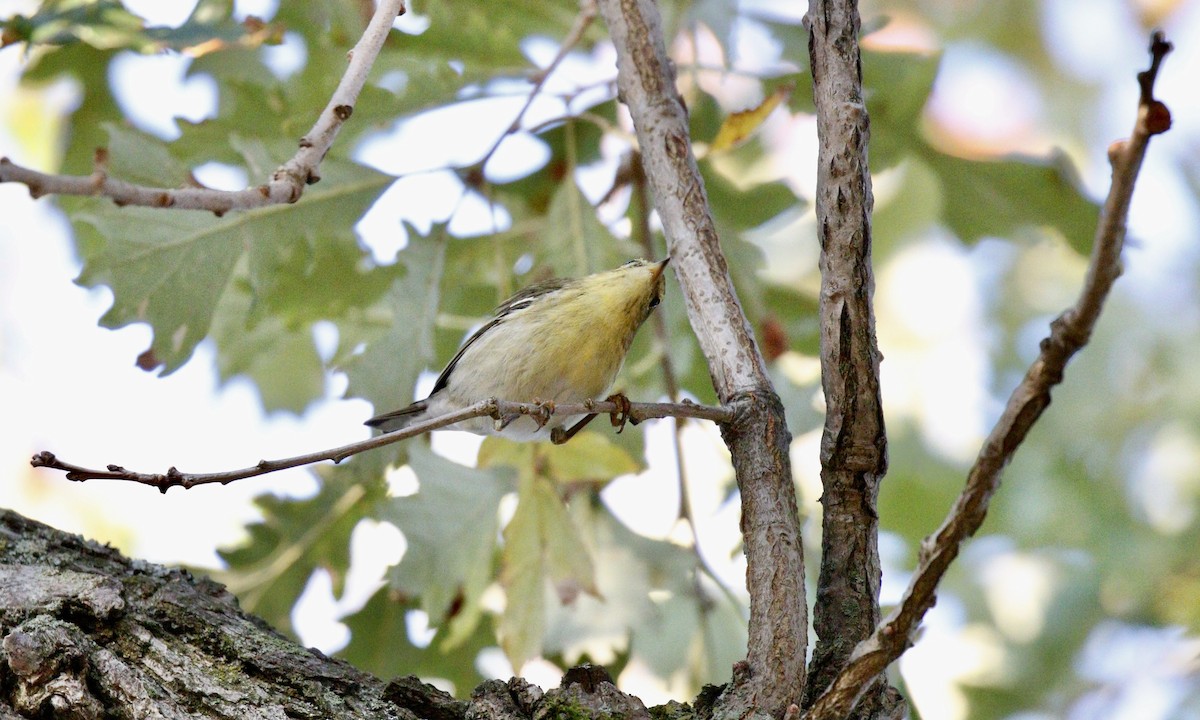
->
[1,0,1198,716]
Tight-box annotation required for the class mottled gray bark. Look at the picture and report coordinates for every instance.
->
[0,509,672,720]
[803,0,893,717]
[595,0,807,717]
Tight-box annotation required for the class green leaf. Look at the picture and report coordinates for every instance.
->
[701,158,801,234]
[210,280,325,414]
[498,476,549,668]
[919,147,1099,254]
[74,153,392,373]
[103,124,193,187]
[544,177,639,276]
[539,500,747,685]
[379,445,514,633]
[343,229,446,414]
[479,432,641,485]
[271,2,367,48]
[74,204,243,372]
[878,424,975,556]
[406,0,586,70]
[340,589,496,695]
[864,50,941,170]
[2,0,278,53]
[543,432,641,483]
[216,462,387,634]
[496,466,597,668]
[364,0,596,124]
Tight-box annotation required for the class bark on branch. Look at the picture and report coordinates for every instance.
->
[803,0,894,717]
[801,31,1174,720]
[0,509,679,719]
[595,0,806,716]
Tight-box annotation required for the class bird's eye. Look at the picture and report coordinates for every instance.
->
[648,295,661,309]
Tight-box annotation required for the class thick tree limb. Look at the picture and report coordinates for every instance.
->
[0,0,406,214]
[596,0,806,716]
[30,399,732,491]
[802,0,892,716]
[0,509,674,719]
[0,509,407,719]
[801,31,1174,720]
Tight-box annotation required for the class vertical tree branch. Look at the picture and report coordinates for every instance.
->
[596,0,807,716]
[804,0,893,716]
[801,32,1174,720]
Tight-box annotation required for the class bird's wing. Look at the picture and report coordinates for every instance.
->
[429,277,570,396]
[492,276,570,316]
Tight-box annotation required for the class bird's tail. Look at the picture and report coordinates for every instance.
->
[365,401,429,433]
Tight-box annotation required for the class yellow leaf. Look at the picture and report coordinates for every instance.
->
[710,84,793,152]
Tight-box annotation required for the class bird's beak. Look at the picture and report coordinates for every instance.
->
[654,256,671,278]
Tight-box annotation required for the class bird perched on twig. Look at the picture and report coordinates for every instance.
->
[366,257,670,443]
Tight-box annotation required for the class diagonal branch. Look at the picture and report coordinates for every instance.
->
[470,0,599,180]
[0,0,406,215]
[29,398,733,492]
[801,31,1174,720]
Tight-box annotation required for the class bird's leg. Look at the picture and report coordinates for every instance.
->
[550,395,635,444]
[551,413,599,445]
[606,393,633,434]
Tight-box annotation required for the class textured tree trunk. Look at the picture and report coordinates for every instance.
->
[803,0,900,718]
[595,0,807,716]
[0,509,670,720]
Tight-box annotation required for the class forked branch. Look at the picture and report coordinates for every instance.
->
[801,31,1174,720]
[0,0,406,214]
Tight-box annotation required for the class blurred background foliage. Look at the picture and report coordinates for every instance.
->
[2,0,1199,718]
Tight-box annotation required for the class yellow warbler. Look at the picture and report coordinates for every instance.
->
[366,258,669,443]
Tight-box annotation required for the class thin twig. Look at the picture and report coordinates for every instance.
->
[30,398,733,492]
[0,0,406,214]
[625,148,740,613]
[469,0,598,180]
[801,31,1174,720]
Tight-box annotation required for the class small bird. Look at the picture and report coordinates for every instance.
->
[366,257,670,443]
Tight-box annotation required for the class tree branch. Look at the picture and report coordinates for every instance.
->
[471,0,598,180]
[801,31,1174,720]
[595,0,806,716]
[29,399,732,491]
[0,508,685,719]
[0,0,406,214]
[803,0,893,716]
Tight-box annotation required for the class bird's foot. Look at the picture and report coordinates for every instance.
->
[605,393,634,434]
[530,398,556,429]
